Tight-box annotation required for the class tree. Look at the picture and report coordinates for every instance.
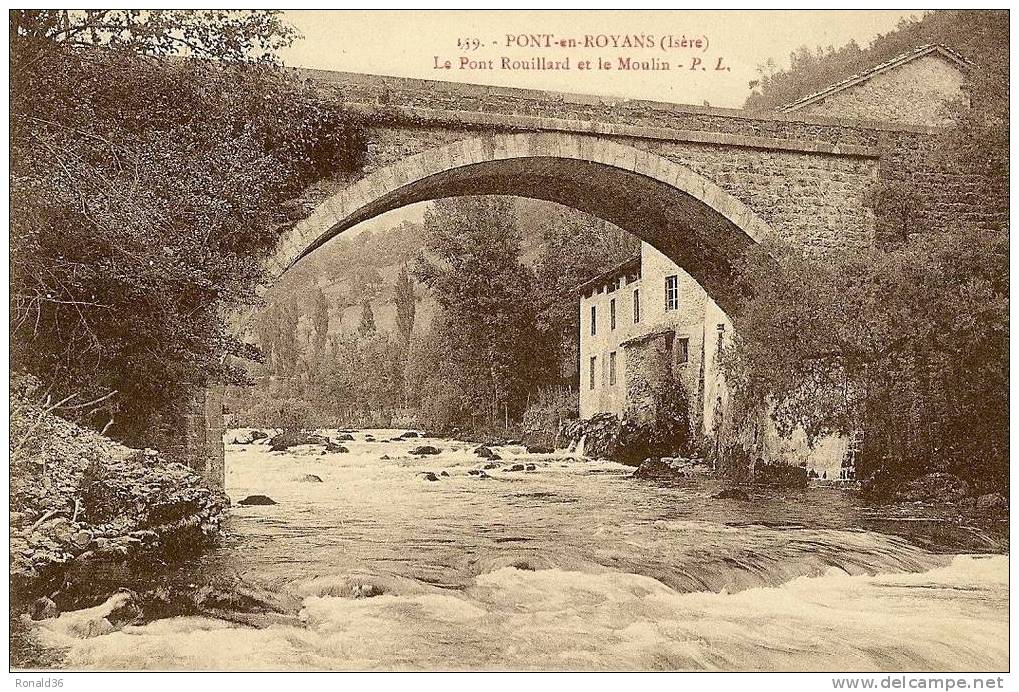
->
[9,13,366,445]
[720,230,1007,490]
[309,287,330,361]
[414,196,547,429]
[744,11,1007,113]
[394,264,417,347]
[10,10,297,63]
[725,9,1008,491]
[358,299,377,336]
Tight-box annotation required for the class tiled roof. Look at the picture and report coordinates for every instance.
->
[778,44,972,113]
[576,253,641,295]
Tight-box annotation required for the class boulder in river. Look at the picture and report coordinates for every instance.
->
[525,444,553,454]
[333,433,355,442]
[297,474,323,483]
[400,431,422,439]
[238,495,277,506]
[483,462,500,470]
[895,472,970,503]
[323,442,349,454]
[506,464,526,472]
[419,472,440,482]
[30,596,59,621]
[269,431,328,452]
[410,445,442,456]
[977,492,1008,513]
[525,464,537,471]
[712,487,751,501]
[475,445,497,459]
[753,461,808,488]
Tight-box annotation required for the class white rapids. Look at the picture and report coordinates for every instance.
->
[30,429,1009,671]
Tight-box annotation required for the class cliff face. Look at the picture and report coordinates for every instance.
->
[10,380,228,606]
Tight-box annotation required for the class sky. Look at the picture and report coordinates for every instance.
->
[278,10,922,109]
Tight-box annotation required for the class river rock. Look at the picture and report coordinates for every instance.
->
[238,495,277,506]
[712,487,751,501]
[632,458,682,481]
[977,492,1008,513]
[525,444,553,454]
[333,433,355,442]
[475,446,497,459]
[483,462,500,470]
[323,442,349,454]
[410,445,441,456]
[269,432,328,452]
[754,461,808,488]
[525,464,537,471]
[30,596,58,621]
[297,474,323,483]
[419,472,440,482]
[895,473,970,502]
[71,529,92,549]
[400,431,422,439]
[506,464,526,472]
[440,471,449,477]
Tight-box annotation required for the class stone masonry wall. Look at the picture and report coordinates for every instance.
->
[793,53,968,128]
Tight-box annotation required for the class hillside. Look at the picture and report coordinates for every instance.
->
[744,10,1007,112]
[262,197,635,343]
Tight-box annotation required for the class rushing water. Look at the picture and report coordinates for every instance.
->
[32,430,1009,671]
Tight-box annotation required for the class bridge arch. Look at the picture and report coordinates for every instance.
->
[262,131,775,314]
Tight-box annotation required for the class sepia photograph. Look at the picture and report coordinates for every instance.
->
[7,8,1011,680]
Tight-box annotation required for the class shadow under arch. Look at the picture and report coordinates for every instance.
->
[263,131,775,316]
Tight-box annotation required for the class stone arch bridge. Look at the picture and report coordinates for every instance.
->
[184,70,939,488]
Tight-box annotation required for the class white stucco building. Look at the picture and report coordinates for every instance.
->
[577,242,849,478]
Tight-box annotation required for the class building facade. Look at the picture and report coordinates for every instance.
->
[578,242,848,478]
[778,44,971,128]
[578,242,730,435]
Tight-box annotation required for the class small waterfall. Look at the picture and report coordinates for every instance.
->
[574,434,587,458]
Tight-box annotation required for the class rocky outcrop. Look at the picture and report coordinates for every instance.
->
[893,472,970,503]
[753,461,808,488]
[632,457,713,481]
[10,396,227,607]
[237,495,276,506]
[560,413,690,466]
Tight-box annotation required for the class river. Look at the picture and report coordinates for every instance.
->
[30,430,1009,671]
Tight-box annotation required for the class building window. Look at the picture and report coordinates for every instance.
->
[590,305,596,336]
[610,298,616,330]
[633,289,640,323]
[677,337,689,365]
[609,351,617,386]
[589,356,597,390]
[665,275,679,311]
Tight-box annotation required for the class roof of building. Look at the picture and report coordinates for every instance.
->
[576,253,641,295]
[778,44,973,113]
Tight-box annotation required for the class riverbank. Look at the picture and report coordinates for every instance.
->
[10,392,229,662]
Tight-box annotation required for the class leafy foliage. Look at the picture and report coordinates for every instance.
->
[10,21,366,445]
[414,197,549,429]
[721,230,1008,489]
[10,10,297,63]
